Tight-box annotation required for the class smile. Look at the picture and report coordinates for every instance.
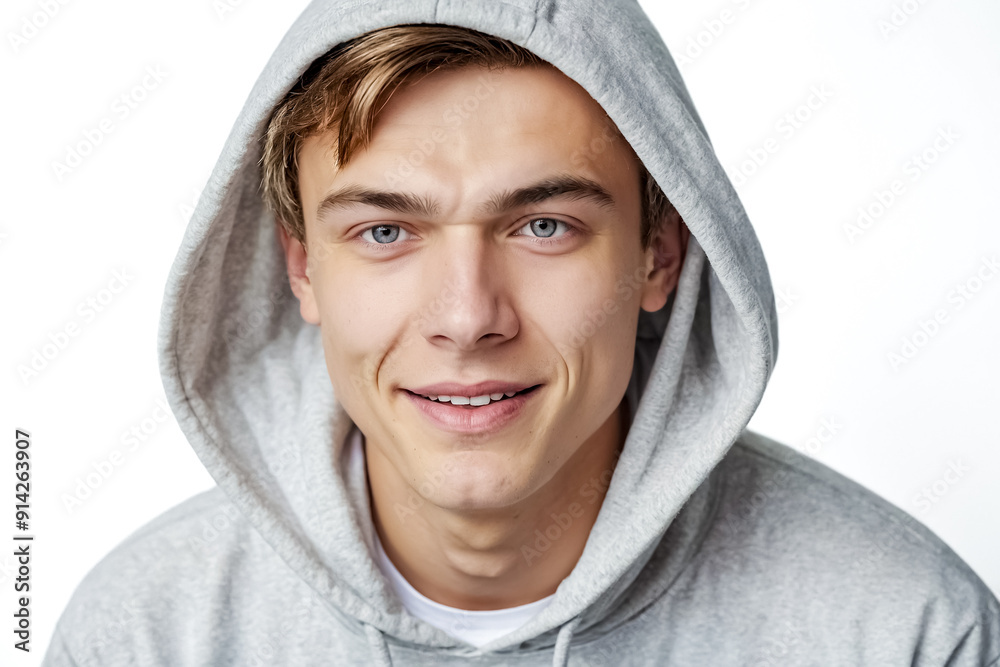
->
[410,388,533,407]
[403,385,541,433]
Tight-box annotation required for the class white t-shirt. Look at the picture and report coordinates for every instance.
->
[345,427,555,648]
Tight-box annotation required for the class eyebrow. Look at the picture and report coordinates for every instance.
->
[315,174,618,221]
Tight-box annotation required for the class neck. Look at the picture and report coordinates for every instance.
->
[366,398,627,610]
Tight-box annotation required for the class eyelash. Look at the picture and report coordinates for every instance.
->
[355,218,576,251]
[357,225,414,252]
[513,218,575,246]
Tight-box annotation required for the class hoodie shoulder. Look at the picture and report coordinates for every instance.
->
[42,488,328,667]
[687,428,1000,665]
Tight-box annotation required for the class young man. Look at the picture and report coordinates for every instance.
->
[45,1,999,665]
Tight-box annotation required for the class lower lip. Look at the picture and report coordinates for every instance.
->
[403,387,540,434]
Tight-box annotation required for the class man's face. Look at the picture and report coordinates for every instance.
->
[286,64,676,511]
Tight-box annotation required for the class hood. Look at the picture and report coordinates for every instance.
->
[157,0,778,665]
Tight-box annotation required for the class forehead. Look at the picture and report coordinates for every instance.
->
[383,63,611,132]
[370,63,634,167]
[297,63,641,223]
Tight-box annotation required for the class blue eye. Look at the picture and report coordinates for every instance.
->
[517,218,570,241]
[360,224,411,246]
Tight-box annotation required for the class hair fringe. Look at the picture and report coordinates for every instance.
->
[259,23,674,250]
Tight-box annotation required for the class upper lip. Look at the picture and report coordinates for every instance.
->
[405,381,539,397]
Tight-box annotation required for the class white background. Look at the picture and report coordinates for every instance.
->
[2,0,997,663]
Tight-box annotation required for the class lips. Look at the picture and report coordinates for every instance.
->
[401,384,542,434]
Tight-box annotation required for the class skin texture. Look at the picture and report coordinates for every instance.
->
[280,63,688,610]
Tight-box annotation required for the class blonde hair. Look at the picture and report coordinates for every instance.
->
[260,23,674,250]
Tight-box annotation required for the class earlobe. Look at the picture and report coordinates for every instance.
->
[639,208,689,313]
[276,223,321,325]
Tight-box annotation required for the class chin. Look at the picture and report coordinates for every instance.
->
[428,457,530,511]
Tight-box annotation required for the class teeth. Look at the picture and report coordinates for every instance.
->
[416,391,522,406]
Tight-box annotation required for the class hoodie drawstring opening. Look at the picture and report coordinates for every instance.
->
[552,615,582,667]
[363,616,580,666]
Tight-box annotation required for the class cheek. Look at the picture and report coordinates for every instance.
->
[556,263,644,423]
[538,257,644,360]
[312,267,412,400]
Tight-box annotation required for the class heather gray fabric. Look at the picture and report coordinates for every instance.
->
[44,0,1000,665]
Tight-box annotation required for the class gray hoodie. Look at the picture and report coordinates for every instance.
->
[43,0,1000,665]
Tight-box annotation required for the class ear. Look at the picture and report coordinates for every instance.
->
[276,223,321,325]
[639,207,690,313]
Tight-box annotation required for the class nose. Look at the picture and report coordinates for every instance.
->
[417,233,519,351]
